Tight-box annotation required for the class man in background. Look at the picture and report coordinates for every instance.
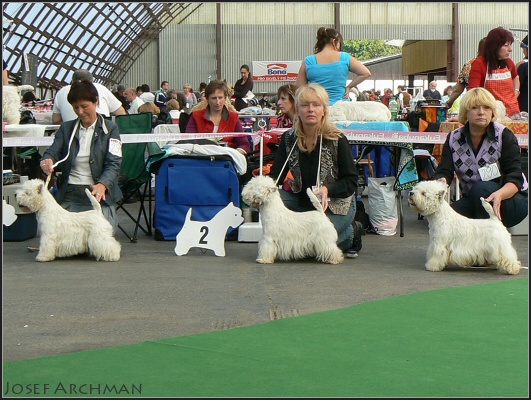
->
[422,80,442,100]
[139,83,155,103]
[123,87,145,114]
[113,84,129,111]
[52,69,126,124]
[154,80,170,114]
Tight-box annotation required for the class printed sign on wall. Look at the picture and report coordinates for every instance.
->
[252,61,301,82]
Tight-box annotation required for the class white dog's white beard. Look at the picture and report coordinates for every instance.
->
[408,180,521,275]
[2,85,34,125]
[242,175,344,264]
[329,101,392,122]
[15,179,121,262]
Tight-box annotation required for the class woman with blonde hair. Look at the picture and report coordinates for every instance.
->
[434,87,527,227]
[268,83,361,257]
[182,83,197,114]
[138,102,160,128]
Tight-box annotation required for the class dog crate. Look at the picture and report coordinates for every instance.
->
[3,183,38,241]
[150,156,241,241]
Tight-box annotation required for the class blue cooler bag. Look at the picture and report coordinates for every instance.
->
[152,156,241,241]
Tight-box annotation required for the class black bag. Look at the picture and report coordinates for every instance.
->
[19,109,36,124]
[355,199,375,233]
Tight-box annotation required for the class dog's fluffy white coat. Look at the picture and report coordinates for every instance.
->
[329,100,391,122]
[15,179,121,262]
[2,85,34,125]
[241,175,344,264]
[408,180,520,274]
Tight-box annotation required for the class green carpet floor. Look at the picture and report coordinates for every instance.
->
[3,278,528,398]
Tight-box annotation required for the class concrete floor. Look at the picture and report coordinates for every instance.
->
[2,198,528,362]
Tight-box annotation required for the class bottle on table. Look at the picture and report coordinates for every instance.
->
[389,97,398,121]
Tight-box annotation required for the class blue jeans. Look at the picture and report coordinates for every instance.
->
[61,184,118,234]
[279,189,356,251]
[451,180,528,228]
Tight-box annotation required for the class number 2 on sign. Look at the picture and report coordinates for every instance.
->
[199,226,209,244]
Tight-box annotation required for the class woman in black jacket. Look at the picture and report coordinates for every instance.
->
[233,64,253,111]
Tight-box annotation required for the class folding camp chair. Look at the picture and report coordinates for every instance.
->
[115,113,155,242]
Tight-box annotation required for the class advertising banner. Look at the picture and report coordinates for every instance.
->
[252,61,301,82]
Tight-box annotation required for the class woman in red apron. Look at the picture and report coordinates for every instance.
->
[468,27,520,118]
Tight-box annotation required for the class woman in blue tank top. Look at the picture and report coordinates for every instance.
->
[296,27,371,105]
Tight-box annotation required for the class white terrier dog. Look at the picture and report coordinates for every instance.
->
[175,202,244,257]
[329,100,391,122]
[2,84,34,125]
[241,175,344,264]
[15,179,121,262]
[408,180,521,275]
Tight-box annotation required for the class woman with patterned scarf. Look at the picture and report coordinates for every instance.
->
[268,83,362,258]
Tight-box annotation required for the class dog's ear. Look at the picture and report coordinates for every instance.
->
[437,189,446,200]
[37,183,44,195]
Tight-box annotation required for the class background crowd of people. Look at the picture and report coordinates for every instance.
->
[6,25,527,251]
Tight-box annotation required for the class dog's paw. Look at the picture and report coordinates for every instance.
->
[501,262,521,275]
[36,254,55,262]
[256,258,274,264]
[425,263,445,272]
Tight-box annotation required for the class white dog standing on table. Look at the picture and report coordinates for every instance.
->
[408,180,521,275]
[2,84,34,125]
[241,175,344,264]
[15,179,121,262]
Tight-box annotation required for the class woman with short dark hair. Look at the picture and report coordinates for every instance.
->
[40,79,122,232]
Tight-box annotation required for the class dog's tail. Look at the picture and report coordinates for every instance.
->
[85,189,103,214]
[306,188,325,213]
[479,197,499,220]
[16,84,34,92]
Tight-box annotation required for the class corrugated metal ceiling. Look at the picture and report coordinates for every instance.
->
[2,2,203,92]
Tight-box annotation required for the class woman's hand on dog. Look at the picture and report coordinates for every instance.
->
[90,183,107,202]
[313,185,329,211]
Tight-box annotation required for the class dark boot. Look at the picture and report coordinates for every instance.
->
[352,220,364,252]
[345,221,364,258]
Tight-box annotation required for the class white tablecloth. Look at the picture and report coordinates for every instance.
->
[3,124,47,137]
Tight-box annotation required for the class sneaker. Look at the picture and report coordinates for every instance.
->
[345,249,359,258]
[352,221,364,252]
